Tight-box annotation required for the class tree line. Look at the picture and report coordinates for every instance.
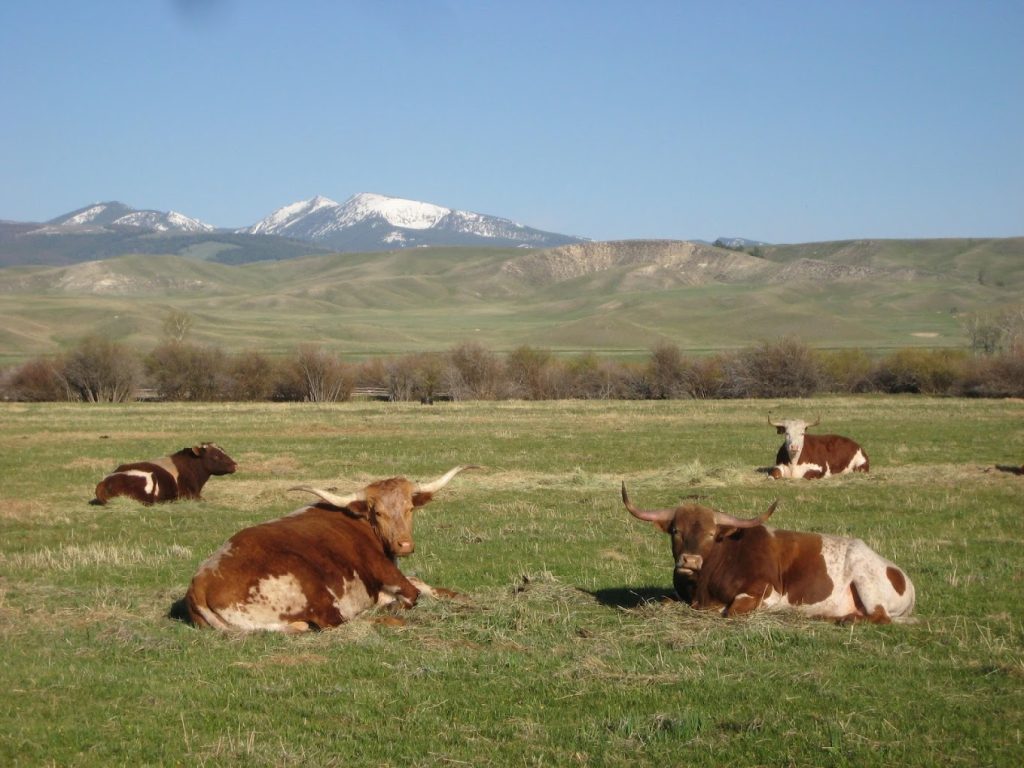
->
[3,332,1022,403]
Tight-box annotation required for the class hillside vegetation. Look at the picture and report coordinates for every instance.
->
[0,238,1021,364]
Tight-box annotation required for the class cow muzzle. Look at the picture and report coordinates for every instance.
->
[394,540,415,556]
[675,554,702,575]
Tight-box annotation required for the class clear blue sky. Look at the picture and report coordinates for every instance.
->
[2,1,1021,243]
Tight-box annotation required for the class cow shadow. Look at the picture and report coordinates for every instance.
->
[992,465,1024,476]
[584,585,678,609]
[167,596,193,625]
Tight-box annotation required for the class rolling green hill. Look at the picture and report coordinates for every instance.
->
[0,238,1020,365]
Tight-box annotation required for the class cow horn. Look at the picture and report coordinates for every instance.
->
[807,414,821,428]
[713,499,778,528]
[768,412,784,428]
[621,482,676,523]
[415,465,481,494]
[289,485,366,508]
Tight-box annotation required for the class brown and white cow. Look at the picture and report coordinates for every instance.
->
[621,483,915,623]
[184,465,478,632]
[92,443,237,505]
[768,414,869,479]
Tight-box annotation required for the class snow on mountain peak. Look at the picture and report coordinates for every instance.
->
[341,192,450,230]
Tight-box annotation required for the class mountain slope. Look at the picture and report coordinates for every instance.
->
[2,238,1021,364]
[45,201,214,233]
[241,193,585,251]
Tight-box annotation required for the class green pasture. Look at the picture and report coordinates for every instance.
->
[0,397,1022,766]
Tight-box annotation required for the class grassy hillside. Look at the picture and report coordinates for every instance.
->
[0,398,1021,765]
[0,239,1021,365]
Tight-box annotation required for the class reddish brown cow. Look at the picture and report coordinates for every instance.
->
[92,443,237,505]
[768,414,869,479]
[185,466,478,632]
[621,483,915,623]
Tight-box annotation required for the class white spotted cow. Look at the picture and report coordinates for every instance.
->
[92,443,237,505]
[768,414,869,479]
[184,466,478,632]
[621,483,915,623]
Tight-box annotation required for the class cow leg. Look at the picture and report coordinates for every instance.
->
[407,576,461,600]
[723,582,775,617]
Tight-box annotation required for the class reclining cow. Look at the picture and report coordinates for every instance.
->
[768,414,869,479]
[184,465,478,632]
[92,443,237,505]
[621,483,915,623]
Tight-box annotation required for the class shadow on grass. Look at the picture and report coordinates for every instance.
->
[992,464,1024,476]
[167,596,193,625]
[585,585,678,609]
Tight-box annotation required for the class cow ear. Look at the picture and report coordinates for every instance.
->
[191,445,203,456]
[344,500,370,518]
[411,491,435,508]
[775,426,787,435]
[715,525,738,541]
[654,519,673,534]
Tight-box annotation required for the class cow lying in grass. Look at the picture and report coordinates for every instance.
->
[768,414,869,479]
[185,466,478,632]
[621,483,915,623]
[92,443,237,505]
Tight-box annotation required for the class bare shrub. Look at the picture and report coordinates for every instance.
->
[506,346,557,400]
[680,354,730,399]
[223,350,276,401]
[646,342,686,399]
[445,342,507,400]
[386,352,445,401]
[146,341,229,401]
[722,337,823,398]
[287,345,353,402]
[819,349,875,393]
[870,348,968,395]
[954,349,1024,398]
[61,336,141,403]
[4,357,70,401]
[563,353,632,400]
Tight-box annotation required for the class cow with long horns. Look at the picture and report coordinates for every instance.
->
[185,466,478,632]
[768,414,869,479]
[621,483,915,623]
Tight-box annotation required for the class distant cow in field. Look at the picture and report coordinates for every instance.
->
[92,443,237,505]
[184,465,479,632]
[621,483,915,623]
[768,414,869,479]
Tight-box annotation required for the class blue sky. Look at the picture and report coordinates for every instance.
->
[2,1,1021,243]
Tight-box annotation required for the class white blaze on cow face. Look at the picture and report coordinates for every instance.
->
[775,420,810,460]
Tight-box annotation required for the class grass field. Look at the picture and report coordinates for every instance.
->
[1,397,1022,766]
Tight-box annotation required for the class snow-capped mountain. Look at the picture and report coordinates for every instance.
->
[240,192,585,251]
[44,202,214,233]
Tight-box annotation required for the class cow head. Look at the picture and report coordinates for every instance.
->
[768,414,820,460]
[291,466,479,559]
[192,443,238,475]
[621,483,777,576]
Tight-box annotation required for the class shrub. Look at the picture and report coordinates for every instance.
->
[61,336,141,403]
[819,349,875,393]
[146,341,229,401]
[3,357,69,401]
[870,348,968,395]
[445,342,507,400]
[721,338,823,398]
[284,345,353,402]
[223,350,277,401]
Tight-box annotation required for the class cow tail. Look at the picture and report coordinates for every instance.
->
[184,582,231,630]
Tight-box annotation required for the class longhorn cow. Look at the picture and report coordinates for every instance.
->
[621,483,915,623]
[184,466,478,632]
